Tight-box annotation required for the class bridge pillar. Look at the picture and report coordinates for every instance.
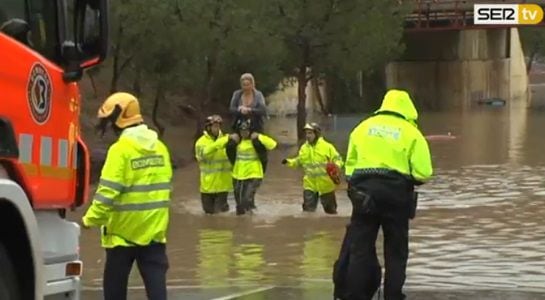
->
[386,28,528,109]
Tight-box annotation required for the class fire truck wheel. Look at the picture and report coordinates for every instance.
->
[0,243,20,300]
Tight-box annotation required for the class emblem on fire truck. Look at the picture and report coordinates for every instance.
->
[27,63,52,124]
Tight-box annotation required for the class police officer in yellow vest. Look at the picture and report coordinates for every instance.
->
[225,119,277,215]
[282,122,343,214]
[333,89,433,300]
[82,92,172,300]
[194,115,233,214]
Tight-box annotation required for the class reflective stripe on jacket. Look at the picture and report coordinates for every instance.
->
[287,137,343,194]
[232,134,277,180]
[195,131,233,193]
[83,125,172,248]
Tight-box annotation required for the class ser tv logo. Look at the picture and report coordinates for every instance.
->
[474,4,544,25]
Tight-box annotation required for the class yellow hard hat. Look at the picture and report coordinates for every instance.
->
[98,92,143,129]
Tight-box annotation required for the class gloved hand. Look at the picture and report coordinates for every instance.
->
[229,133,240,143]
[326,162,341,185]
[251,132,259,140]
[281,159,288,165]
[80,219,90,229]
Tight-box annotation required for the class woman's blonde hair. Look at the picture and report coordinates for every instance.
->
[240,73,255,86]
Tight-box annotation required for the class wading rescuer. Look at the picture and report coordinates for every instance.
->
[195,114,232,214]
[282,122,343,214]
[226,119,277,215]
[82,92,172,300]
[333,89,433,300]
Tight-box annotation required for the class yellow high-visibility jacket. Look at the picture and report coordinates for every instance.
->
[345,89,433,183]
[232,134,277,180]
[195,131,233,193]
[286,137,343,195]
[83,124,172,248]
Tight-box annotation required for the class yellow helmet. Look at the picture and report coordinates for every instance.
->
[98,92,143,129]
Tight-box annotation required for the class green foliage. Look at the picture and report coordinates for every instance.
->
[106,0,285,109]
[519,27,545,73]
[268,0,409,139]
[92,0,410,117]
[520,27,545,56]
[272,0,409,77]
[327,69,386,114]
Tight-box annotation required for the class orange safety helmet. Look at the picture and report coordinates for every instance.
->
[98,92,143,129]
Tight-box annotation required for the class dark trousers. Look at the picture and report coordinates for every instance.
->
[103,243,169,300]
[335,175,413,300]
[333,224,382,300]
[233,179,261,215]
[303,190,337,214]
[201,192,229,214]
[343,213,409,300]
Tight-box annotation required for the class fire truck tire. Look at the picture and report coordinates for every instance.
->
[0,243,20,300]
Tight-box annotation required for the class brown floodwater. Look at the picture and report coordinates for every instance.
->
[74,106,545,296]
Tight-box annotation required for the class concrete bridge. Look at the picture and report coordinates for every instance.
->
[386,0,545,109]
[266,1,545,115]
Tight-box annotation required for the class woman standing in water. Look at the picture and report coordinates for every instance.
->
[229,73,267,133]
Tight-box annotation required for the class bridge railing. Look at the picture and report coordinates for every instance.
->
[404,0,545,31]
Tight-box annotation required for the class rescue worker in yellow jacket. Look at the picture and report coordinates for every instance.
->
[225,119,277,215]
[194,115,233,214]
[333,89,433,300]
[282,122,343,214]
[82,92,172,300]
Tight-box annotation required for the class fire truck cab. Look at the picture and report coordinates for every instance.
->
[0,0,108,299]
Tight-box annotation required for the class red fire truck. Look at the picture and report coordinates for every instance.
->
[0,0,108,299]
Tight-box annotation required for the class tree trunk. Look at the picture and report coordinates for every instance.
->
[87,72,98,98]
[527,50,537,75]
[109,22,135,95]
[297,67,308,141]
[325,73,336,113]
[110,24,123,94]
[110,57,119,94]
[152,80,166,139]
[312,77,328,115]
[203,54,217,112]
[133,67,142,96]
